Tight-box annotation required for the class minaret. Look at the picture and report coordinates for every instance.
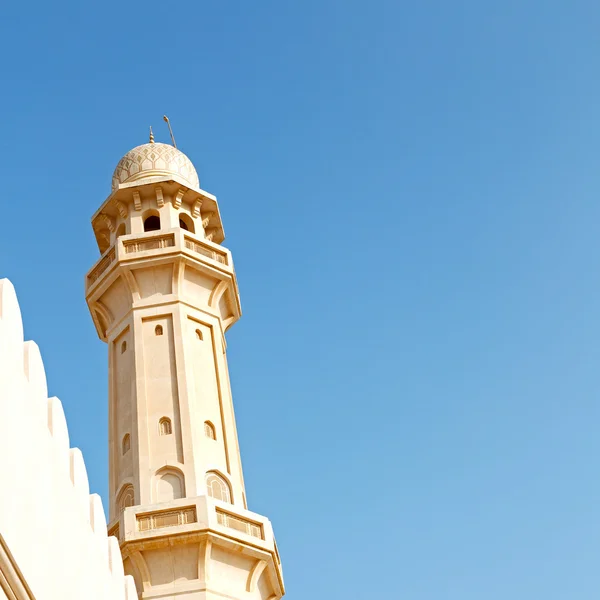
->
[85,133,284,600]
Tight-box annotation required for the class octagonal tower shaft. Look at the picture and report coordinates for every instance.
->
[85,142,284,600]
[87,180,245,519]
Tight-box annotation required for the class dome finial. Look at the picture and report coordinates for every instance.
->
[149,126,155,144]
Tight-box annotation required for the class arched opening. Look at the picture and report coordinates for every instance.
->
[155,468,185,503]
[195,329,203,341]
[206,471,232,504]
[116,223,126,238]
[117,484,135,513]
[155,324,163,336]
[179,213,195,233]
[120,340,127,353]
[122,433,130,455]
[204,421,216,440]
[144,214,161,232]
[159,417,172,436]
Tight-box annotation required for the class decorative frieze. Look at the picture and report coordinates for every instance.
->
[123,234,175,254]
[137,507,197,532]
[184,236,227,265]
[216,509,263,540]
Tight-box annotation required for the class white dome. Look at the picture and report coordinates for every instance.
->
[111,142,199,191]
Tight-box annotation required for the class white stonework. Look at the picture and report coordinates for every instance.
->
[86,140,284,600]
[112,144,200,192]
[0,278,137,600]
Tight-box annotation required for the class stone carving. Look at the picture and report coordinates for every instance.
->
[116,202,128,219]
[204,228,218,242]
[201,212,214,229]
[87,247,116,285]
[137,507,197,532]
[174,189,185,209]
[183,236,227,265]
[192,198,203,217]
[216,509,263,540]
[123,234,175,254]
[155,187,164,208]
[132,191,141,211]
[112,143,199,191]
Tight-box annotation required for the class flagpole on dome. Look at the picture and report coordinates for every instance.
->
[163,115,177,148]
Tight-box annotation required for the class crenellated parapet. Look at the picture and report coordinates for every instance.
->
[0,278,138,600]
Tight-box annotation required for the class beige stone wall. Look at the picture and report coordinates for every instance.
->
[0,278,137,600]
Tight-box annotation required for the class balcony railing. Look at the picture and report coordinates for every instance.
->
[184,235,228,265]
[86,230,230,290]
[87,247,116,285]
[123,233,175,254]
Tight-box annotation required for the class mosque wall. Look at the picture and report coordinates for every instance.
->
[0,278,137,600]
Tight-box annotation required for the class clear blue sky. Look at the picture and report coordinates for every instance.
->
[1,1,600,598]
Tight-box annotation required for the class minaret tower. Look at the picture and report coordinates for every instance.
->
[85,133,284,600]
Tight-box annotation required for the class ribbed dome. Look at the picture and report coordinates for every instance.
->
[111,142,199,191]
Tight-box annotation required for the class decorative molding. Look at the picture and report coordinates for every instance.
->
[132,191,142,211]
[136,507,197,532]
[208,281,228,308]
[130,551,151,593]
[116,202,128,219]
[100,214,115,233]
[155,187,164,208]
[174,189,185,209]
[91,301,114,329]
[215,509,264,540]
[201,212,215,229]
[122,269,141,303]
[123,234,175,254]
[112,142,199,192]
[204,227,218,242]
[246,560,268,592]
[87,247,116,285]
[192,198,203,217]
[172,260,185,296]
[184,236,228,265]
[203,540,212,583]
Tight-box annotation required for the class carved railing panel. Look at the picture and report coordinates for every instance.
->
[87,247,116,285]
[216,509,263,540]
[136,507,197,532]
[123,234,175,254]
[184,236,228,265]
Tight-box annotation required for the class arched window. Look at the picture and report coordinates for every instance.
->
[155,324,163,336]
[155,468,184,503]
[144,214,161,232]
[206,472,231,504]
[117,484,135,513]
[116,223,126,238]
[195,329,203,341]
[179,213,195,233]
[122,433,130,455]
[159,417,172,436]
[120,340,127,353]
[204,421,216,440]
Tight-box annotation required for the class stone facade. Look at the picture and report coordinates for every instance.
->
[0,279,137,600]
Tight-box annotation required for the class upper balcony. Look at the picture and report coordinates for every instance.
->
[85,228,233,295]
